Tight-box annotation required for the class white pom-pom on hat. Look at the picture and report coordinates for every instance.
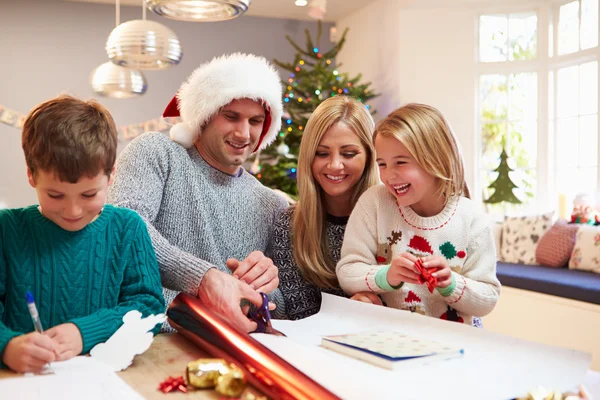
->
[168,122,195,149]
[162,53,283,152]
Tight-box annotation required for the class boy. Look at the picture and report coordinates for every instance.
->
[0,95,165,372]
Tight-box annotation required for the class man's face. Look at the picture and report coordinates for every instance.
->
[195,98,266,175]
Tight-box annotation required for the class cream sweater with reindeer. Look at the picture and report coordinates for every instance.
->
[337,185,501,325]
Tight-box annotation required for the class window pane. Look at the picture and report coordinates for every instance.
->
[558,1,580,55]
[482,123,507,170]
[509,120,538,168]
[579,114,598,167]
[480,15,508,62]
[557,166,578,195]
[512,168,537,203]
[480,74,508,120]
[509,72,538,120]
[581,0,599,50]
[509,12,537,60]
[580,61,598,115]
[575,167,598,194]
[557,65,579,118]
[557,117,579,167]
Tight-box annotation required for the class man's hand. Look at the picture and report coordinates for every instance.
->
[421,255,452,288]
[350,292,383,306]
[198,268,264,332]
[2,332,57,373]
[226,250,279,293]
[44,323,83,361]
[387,252,421,287]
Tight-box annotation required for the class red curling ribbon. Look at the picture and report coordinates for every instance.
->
[415,258,437,293]
[158,376,187,393]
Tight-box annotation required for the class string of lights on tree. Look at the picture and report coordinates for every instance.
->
[249,22,378,197]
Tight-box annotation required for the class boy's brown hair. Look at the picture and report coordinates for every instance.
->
[22,95,118,183]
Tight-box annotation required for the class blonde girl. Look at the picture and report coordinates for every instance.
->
[336,103,500,325]
[268,96,380,320]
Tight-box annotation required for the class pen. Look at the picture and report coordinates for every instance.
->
[26,291,54,374]
[26,291,44,333]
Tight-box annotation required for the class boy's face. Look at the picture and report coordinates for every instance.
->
[28,168,114,232]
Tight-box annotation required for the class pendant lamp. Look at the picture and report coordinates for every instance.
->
[145,0,251,22]
[91,62,148,98]
[106,1,182,70]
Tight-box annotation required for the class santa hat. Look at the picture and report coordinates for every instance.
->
[162,53,283,151]
[407,235,434,257]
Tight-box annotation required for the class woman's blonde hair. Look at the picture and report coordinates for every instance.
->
[292,96,379,289]
[373,103,470,200]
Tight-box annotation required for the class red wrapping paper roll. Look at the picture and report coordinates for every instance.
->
[167,293,341,400]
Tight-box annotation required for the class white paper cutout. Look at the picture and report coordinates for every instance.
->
[90,310,166,371]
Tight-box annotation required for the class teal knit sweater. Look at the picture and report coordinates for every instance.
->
[0,205,165,368]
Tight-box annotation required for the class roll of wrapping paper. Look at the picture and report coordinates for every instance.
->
[167,293,340,400]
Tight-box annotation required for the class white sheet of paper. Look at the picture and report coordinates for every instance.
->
[252,294,592,400]
[0,356,143,400]
[90,310,166,371]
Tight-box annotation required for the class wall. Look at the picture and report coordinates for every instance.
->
[0,0,332,207]
[337,0,479,196]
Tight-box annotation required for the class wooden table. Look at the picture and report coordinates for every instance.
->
[0,333,260,400]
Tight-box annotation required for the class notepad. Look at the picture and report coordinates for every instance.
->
[321,330,464,370]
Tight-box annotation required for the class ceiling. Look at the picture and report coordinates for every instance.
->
[64,0,371,22]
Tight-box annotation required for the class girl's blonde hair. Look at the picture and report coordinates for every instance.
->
[292,96,379,289]
[373,103,470,200]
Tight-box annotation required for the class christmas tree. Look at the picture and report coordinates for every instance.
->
[249,22,378,197]
[484,148,522,204]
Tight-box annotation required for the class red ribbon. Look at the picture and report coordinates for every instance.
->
[158,376,188,393]
[415,258,437,293]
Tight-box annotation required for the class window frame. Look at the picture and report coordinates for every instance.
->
[475,0,600,215]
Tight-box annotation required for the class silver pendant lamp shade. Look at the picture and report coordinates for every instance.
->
[106,19,182,70]
[91,62,147,98]
[145,0,251,22]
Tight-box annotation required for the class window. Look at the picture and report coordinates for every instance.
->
[551,0,599,202]
[477,1,599,217]
[477,12,539,216]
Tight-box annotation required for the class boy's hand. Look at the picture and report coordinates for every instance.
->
[45,323,83,361]
[227,250,279,293]
[350,292,383,306]
[2,332,57,373]
[387,252,421,287]
[421,255,452,288]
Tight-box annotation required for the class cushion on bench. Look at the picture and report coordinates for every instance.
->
[496,262,600,305]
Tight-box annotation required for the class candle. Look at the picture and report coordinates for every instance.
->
[558,193,567,220]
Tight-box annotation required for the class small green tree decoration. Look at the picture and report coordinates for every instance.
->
[484,148,522,205]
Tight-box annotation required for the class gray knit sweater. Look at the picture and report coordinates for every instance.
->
[107,132,288,309]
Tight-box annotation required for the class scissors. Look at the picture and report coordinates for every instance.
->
[248,292,286,337]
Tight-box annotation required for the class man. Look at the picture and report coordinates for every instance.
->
[108,53,288,332]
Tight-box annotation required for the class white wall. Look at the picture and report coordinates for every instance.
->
[0,0,332,208]
[337,0,478,194]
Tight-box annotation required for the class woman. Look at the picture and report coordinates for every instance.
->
[269,96,380,320]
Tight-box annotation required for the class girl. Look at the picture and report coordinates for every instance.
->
[336,103,500,325]
[268,96,381,320]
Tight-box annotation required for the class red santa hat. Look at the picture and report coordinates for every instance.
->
[407,235,434,257]
[162,53,283,151]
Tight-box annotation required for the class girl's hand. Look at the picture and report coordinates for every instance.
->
[387,252,420,287]
[421,255,452,288]
[45,323,83,361]
[350,292,383,306]
[2,332,57,373]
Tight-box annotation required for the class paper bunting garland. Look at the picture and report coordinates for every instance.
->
[0,104,179,142]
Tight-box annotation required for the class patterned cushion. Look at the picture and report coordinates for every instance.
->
[569,225,600,274]
[500,214,552,265]
[535,220,580,267]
